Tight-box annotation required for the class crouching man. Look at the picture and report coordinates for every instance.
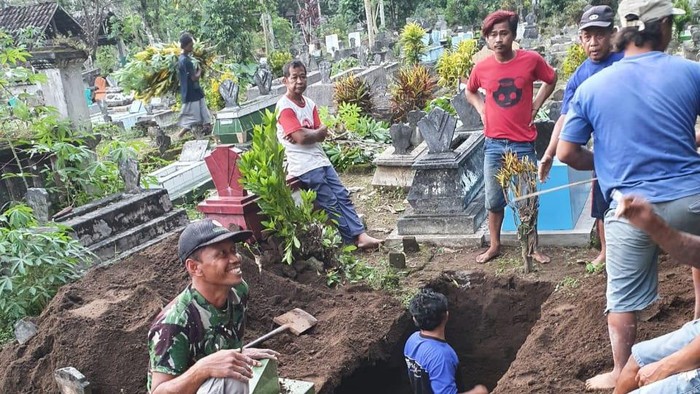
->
[148,219,279,394]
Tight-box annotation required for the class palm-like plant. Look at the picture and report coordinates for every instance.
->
[390,65,437,122]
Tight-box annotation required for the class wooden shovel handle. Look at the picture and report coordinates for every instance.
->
[243,324,289,349]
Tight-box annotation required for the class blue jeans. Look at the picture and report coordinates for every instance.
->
[298,166,365,243]
[483,137,537,211]
[630,319,700,394]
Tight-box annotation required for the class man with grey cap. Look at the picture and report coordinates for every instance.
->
[539,5,623,270]
[147,219,279,394]
[557,0,700,390]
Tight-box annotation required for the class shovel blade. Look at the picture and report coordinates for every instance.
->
[273,308,317,335]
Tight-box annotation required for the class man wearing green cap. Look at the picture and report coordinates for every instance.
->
[557,0,700,390]
[147,219,279,394]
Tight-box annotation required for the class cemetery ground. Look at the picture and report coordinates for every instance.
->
[0,169,695,393]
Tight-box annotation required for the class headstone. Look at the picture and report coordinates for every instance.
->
[407,110,426,146]
[358,47,368,67]
[388,251,406,269]
[254,66,273,96]
[119,157,141,193]
[180,140,210,162]
[54,367,91,394]
[390,124,413,155]
[348,32,361,48]
[319,61,331,83]
[451,91,483,131]
[534,120,555,160]
[417,108,456,155]
[325,34,340,54]
[435,15,448,31]
[403,236,420,253]
[373,53,382,65]
[14,318,38,345]
[154,127,171,155]
[219,79,240,108]
[25,188,50,224]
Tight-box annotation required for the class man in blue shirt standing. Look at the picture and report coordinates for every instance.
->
[177,33,212,139]
[539,5,623,270]
[557,0,700,390]
[404,289,488,394]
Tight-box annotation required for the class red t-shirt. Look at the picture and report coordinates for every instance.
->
[467,50,556,142]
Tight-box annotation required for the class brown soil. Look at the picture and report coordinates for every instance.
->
[0,171,696,393]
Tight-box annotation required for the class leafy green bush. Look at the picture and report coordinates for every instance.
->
[435,39,478,90]
[425,96,457,117]
[333,73,374,116]
[400,22,427,65]
[561,43,586,79]
[322,143,373,172]
[390,65,437,122]
[331,57,359,76]
[0,204,93,338]
[269,51,293,78]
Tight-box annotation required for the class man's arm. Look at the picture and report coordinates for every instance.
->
[532,71,558,117]
[618,196,700,268]
[696,130,700,147]
[556,140,594,171]
[636,335,700,387]
[287,125,329,145]
[538,114,566,182]
[151,349,257,394]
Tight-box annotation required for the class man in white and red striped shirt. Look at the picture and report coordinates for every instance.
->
[276,60,382,249]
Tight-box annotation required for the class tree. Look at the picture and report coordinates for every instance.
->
[199,0,262,61]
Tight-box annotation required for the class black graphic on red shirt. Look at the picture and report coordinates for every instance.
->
[493,77,524,108]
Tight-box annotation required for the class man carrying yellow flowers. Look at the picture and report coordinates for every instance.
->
[177,33,212,139]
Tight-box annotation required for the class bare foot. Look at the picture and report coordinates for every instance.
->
[476,246,500,264]
[356,233,383,250]
[532,250,551,264]
[591,252,605,267]
[585,371,617,391]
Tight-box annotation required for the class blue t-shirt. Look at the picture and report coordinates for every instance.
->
[404,332,461,394]
[561,51,700,203]
[561,51,624,115]
[178,54,204,103]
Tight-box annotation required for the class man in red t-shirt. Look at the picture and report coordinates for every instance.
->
[466,10,557,264]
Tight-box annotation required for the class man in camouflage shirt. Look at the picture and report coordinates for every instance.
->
[147,219,278,394]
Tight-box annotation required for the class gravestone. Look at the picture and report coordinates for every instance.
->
[325,34,340,54]
[219,79,240,108]
[418,108,456,155]
[407,110,426,147]
[390,124,413,155]
[154,127,171,155]
[25,188,50,223]
[451,91,483,131]
[358,46,369,67]
[523,11,539,39]
[14,318,38,344]
[254,66,273,95]
[180,140,209,161]
[119,157,141,193]
[373,53,382,65]
[534,120,555,160]
[349,31,361,48]
[319,61,331,83]
[54,367,91,394]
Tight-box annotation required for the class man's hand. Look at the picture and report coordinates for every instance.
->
[317,125,329,140]
[615,195,660,234]
[194,349,258,382]
[538,154,553,182]
[195,68,202,78]
[242,347,280,361]
[636,360,672,387]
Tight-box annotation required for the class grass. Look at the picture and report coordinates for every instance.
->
[555,276,580,296]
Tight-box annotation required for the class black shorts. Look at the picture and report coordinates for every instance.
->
[591,179,609,219]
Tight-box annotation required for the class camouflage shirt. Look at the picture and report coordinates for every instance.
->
[147,282,249,391]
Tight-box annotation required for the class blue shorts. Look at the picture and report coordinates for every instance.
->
[630,319,700,394]
[483,138,537,212]
[591,178,609,220]
[605,193,700,313]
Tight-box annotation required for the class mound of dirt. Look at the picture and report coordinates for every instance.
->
[493,258,695,393]
[0,234,410,393]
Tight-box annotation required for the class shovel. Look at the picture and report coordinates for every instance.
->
[243,308,317,349]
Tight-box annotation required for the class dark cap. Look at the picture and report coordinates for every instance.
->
[178,219,252,263]
[579,5,615,30]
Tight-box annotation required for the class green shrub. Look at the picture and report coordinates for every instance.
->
[400,22,427,65]
[0,204,93,339]
[390,65,437,122]
[333,73,374,116]
[561,43,586,79]
[269,51,293,78]
[435,39,478,90]
[331,57,359,76]
[425,96,457,117]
